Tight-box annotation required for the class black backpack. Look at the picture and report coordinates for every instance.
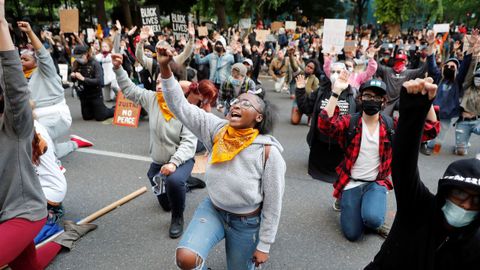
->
[345,112,395,149]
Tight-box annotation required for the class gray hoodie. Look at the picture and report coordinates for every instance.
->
[0,50,47,223]
[28,46,65,108]
[114,67,196,166]
[161,75,286,253]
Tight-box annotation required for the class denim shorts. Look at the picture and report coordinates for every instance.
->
[177,197,260,270]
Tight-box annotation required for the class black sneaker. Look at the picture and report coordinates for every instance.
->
[169,215,184,239]
[420,142,432,156]
[186,176,206,191]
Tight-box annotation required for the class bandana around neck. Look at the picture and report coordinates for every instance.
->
[24,67,37,79]
[156,92,175,122]
[210,125,259,164]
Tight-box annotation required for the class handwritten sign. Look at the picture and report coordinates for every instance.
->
[140,6,161,33]
[113,91,142,128]
[322,19,347,54]
[271,21,283,32]
[239,18,251,29]
[171,13,189,40]
[59,9,79,33]
[344,40,357,52]
[255,30,270,42]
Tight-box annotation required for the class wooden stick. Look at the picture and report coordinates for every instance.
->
[36,186,148,248]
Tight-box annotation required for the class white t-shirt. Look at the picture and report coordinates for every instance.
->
[34,121,67,203]
[345,118,380,190]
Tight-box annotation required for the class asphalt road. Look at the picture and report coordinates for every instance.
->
[47,77,480,270]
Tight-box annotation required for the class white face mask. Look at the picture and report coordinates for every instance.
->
[135,65,143,73]
[474,77,480,87]
[442,199,479,228]
[330,73,340,85]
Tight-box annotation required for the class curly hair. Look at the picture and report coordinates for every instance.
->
[190,80,218,106]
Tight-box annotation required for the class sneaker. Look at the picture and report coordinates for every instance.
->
[333,199,341,212]
[70,135,94,148]
[376,224,390,239]
[420,142,432,156]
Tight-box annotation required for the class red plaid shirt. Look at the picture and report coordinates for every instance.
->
[318,107,439,198]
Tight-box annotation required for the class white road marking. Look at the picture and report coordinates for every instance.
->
[76,148,152,162]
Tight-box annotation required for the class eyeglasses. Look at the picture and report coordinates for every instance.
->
[449,188,480,207]
[361,94,384,102]
[230,98,261,113]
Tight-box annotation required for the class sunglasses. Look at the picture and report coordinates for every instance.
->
[230,98,261,113]
[450,188,480,208]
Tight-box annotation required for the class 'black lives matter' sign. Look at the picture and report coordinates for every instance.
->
[140,6,161,33]
[171,13,188,40]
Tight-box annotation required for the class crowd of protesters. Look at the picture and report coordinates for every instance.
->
[1,0,480,267]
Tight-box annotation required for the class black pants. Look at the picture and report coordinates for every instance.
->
[79,97,114,121]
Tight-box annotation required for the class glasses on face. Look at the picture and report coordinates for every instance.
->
[361,94,383,102]
[230,98,261,113]
[450,188,480,208]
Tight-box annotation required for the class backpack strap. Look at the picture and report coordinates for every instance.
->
[263,145,271,170]
[379,112,395,143]
[345,112,362,149]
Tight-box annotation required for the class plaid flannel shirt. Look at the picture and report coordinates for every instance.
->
[318,107,439,198]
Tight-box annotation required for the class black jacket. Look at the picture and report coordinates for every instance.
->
[365,89,480,270]
[72,59,103,99]
[296,79,357,182]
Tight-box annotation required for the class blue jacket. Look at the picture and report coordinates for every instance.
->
[427,53,472,119]
[195,52,235,85]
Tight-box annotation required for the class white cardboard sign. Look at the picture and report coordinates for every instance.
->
[433,24,450,33]
[322,19,347,54]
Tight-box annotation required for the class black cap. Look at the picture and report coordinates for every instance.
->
[438,158,480,195]
[359,79,387,96]
[72,45,88,59]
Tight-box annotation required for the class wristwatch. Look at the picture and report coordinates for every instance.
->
[331,92,340,98]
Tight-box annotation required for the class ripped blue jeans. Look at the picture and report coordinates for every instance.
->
[177,197,260,270]
[455,119,480,155]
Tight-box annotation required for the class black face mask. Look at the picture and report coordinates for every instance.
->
[443,67,455,80]
[215,46,223,53]
[362,100,382,116]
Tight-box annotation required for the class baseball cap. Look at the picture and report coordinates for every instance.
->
[243,59,253,66]
[72,46,89,60]
[359,79,387,96]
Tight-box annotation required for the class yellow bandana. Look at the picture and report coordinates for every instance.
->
[210,125,259,164]
[156,92,175,122]
[24,67,37,79]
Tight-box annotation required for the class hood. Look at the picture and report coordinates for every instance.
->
[436,158,480,227]
[252,134,284,153]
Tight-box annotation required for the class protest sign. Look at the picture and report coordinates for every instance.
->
[322,19,347,54]
[86,28,95,43]
[344,40,357,52]
[171,13,189,40]
[59,9,79,33]
[197,26,208,37]
[140,6,162,33]
[113,91,142,128]
[239,18,251,29]
[58,64,69,83]
[285,21,297,30]
[433,24,450,33]
[271,21,283,32]
[255,30,270,42]
[346,25,354,33]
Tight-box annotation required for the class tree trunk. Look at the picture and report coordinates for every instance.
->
[214,0,227,30]
[96,0,107,26]
[120,0,133,27]
[356,0,363,27]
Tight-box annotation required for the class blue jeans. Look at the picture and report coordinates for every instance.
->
[147,158,195,217]
[177,197,260,270]
[455,119,480,155]
[340,182,387,241]
[427,118,453,149]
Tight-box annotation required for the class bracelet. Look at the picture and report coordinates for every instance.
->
[331,92,340,98]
